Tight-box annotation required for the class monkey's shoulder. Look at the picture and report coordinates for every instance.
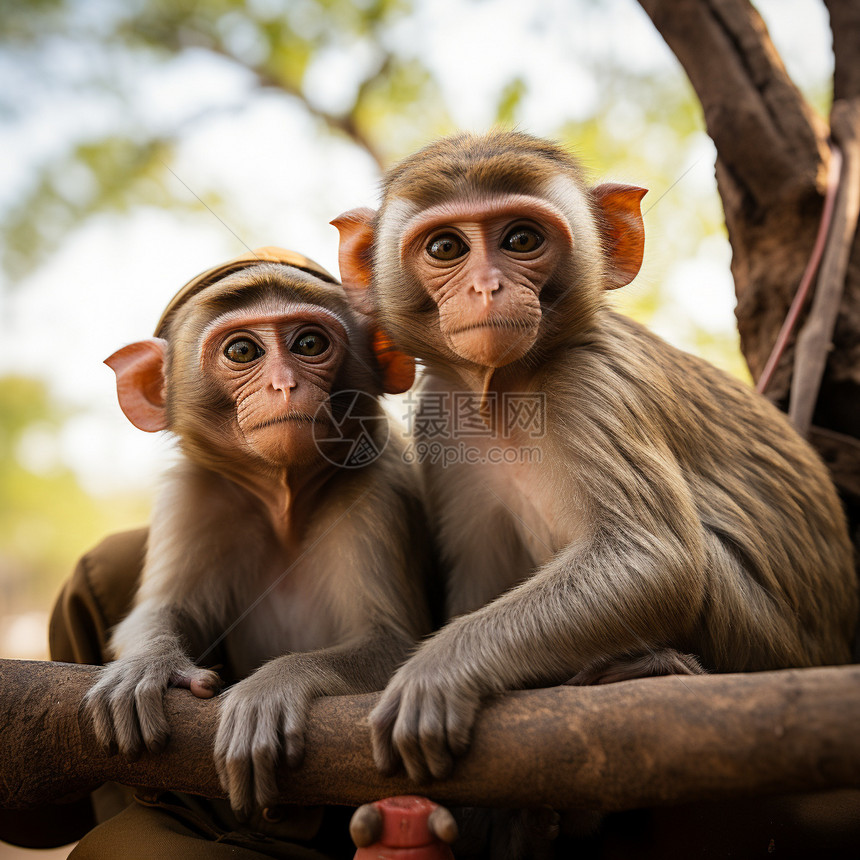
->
[559,312,811,443]
[538,313,843,516]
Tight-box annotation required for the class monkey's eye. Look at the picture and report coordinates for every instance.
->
[291,330,330,357]
[502,227,544,253]
[224,338,264,364]
[427,234,468,261]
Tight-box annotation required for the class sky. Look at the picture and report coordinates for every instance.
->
[0,0,834,499]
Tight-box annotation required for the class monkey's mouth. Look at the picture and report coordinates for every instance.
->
[249,413,320,432]
[448,319,537,336]
[443,317,539,368]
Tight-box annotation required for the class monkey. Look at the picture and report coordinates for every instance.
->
[83,246,432,819]
[332,130,858,786]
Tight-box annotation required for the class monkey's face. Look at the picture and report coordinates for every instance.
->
[198,299,348,466]
[397,194,574,368]
[336,134,646,373]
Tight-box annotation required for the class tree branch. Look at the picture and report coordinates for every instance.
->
[825,0,860,102]
[791,99,860,435]
[192,39,388,170]
[2,660,859,814]
[636,0,839,403]
[809,425,860,498]
[637,0,828,208]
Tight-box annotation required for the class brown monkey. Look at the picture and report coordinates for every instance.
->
[334,131,858,784]
[84,247,431,817]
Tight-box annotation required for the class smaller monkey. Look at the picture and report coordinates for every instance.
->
[84,247,431,818]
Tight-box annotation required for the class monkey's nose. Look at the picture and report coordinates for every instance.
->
[472,281,500,307]
[270,377,295,402]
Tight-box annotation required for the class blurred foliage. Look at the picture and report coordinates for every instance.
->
[0,0,730,301]
[0,137,222,282]
[0,0,453,281]
[553,69,742,371]
[0,0,727,287]
[0,377,148,611]
[1,0,814,624]
[495,77,527,126]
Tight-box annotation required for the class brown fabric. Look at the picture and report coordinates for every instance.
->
[38,530,355,858]
[69,794,354,860]
[49,528,148,665]
[154,247,338,337]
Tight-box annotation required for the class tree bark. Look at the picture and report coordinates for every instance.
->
[2,659,859,814]
[824,0,860,102]
[638,0,860,549]
[791,102,860,435]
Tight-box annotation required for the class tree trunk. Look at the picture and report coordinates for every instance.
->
[637,0,860,554]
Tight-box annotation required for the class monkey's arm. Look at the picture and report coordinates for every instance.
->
[214,456,434,817]
[84,599,223,759]
[84,465,242,759]
[214,625,415,818]
[372,461,709,783]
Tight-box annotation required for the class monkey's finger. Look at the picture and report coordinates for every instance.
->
[251,753,279,814]
[189,675,220,699]
[368,689,404,776]
[172,666,222,699]
[84,686,118,754]
[222,707,258,819]
[350,804,383,848]
[390,687,431,784]
[213,700,242,796]
[134,680,170,753]
[428,806,458,844]
[444,689,479,759]
[280,700,308,770]
[108,684,144,761]
[213,699,234,751]
[250,706,282,810]
[417,691,455,780]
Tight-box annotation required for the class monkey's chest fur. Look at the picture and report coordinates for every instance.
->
[222,542,344,680]
[473,436,572,558]
[419,394,583,615]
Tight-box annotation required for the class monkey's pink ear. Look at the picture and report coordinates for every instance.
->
[105,339,168,432]
[373,330,415,394]
[331,207,376,312]
[331,207,416,393]
[592,184,647,289]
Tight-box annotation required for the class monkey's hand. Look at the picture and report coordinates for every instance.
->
[214,660,314,818]
[84,652,221,760]
[369,641,483,783]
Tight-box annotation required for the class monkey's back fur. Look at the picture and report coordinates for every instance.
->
[550,311,857,670]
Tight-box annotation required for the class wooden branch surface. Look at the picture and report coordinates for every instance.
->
[791,100,860,435]
[825,0,860,102]
[2,660,859,812]
[810,425,860,499]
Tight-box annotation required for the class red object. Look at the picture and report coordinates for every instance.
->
[353,795,455,860]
